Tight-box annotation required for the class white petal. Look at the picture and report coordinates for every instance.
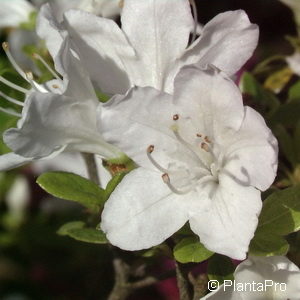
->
[99,87,181,169]
[174,66,244,133]
[223,106,278,191]
[184,10,258,75]
[189,174,262,260]
[235,256,300,300]
[101,168,191,250]
[36,3,65,73]
[63,9,135,95]
[4,92,120,159]
[0,0,35,28]
[0,152,33,171]
[95,0,121,18]
[121,0,193,90]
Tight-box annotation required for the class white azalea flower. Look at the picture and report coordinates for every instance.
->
[0,40,121,171]
[99,66,278,259]
[202,256,300,300]
[61,0,258,95]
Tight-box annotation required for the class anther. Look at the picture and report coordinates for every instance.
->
[32,53,62,81]
[196,133,202,138]
[147,145,154,153]
[119,0,124,8]
[162,173,170,183]
[2,42,9,51]
[52,84,59,89]
[201,142,209,152]
[204,136,211,143]
[173,114,179,121]
[25,71,33,81]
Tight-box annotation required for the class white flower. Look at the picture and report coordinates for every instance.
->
[0,39,121,171]
[202,256,300,300]
[99,66,278,259]
[0,0,35,29]
[61,0,258,95]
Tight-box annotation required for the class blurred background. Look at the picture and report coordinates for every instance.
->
[0,0,298,299]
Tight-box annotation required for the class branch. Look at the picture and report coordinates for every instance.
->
[175,261,192,300]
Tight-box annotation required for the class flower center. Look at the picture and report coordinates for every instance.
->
[146,114,221,195]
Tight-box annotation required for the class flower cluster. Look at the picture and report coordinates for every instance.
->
[0,0,280,289]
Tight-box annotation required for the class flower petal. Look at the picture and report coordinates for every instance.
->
[0,0,35,28]
[63,9,135,95]
[121,0,193,90]
[223,106,278,191]
[183,10,258,76]
[99,87,182,169]
[0,152,33,171]
[101,167,191,250]
[189,174,262,260]
[174,66,244,133]
[4,92,120,159]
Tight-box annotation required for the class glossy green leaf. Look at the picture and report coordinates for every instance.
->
[174,237,213,263]
[249,186,300,256]
[269,102,300,127]
[240,72,280,116]
[104,172,127,200]
[207,254,234,284]
[37,172,105,212]
[57,221,107,244]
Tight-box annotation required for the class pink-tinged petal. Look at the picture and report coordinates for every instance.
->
[101,168,191,250]
[64,9,135,95]
[189,174,262,260]
[121,0,193,90]
[223,107,278,191]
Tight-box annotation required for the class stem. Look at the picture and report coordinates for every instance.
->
[82,153,100,185]
[175,261,192,300]
[188,273,208,300]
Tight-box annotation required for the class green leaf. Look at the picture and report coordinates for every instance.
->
[294,121,300,163]
[240,72,280,117]
[37,172,105,212]
[249,186,300,256]
[288,80,300,102]
[274,125,297,166]
[207,254,234,285]
[57,221,107,244]
[269,102,300,128]
[173,237,214,263]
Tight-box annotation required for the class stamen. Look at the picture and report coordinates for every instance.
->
[32,53,61,81]
[0,107,21,117]
[146,145,169,173]
[25,71,42,92]
[2,42,27,80]
[0,76,29,94]
[173,114,179,121]
[163,173,212,195]
[173,129,208,169]
[201,142,209,152]
[0,91,24,106]
[189,0,198,43]
[52,84,59,89]
[196,133,202,138]
[162,173,191,195]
